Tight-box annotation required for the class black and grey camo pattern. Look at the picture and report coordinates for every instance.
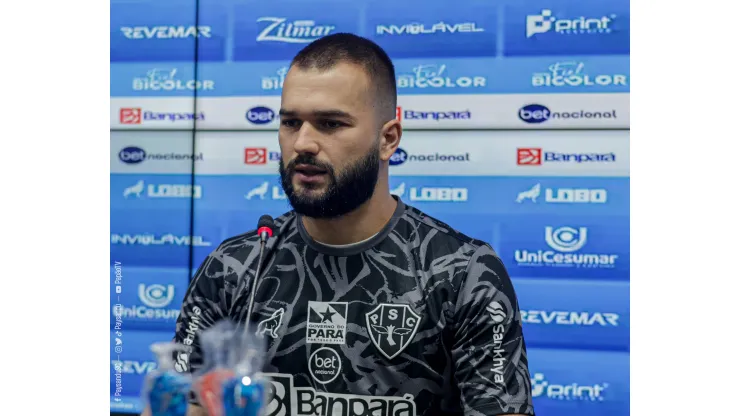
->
[174,202,535,416]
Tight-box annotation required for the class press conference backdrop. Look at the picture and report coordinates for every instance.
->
[110,0,630,414]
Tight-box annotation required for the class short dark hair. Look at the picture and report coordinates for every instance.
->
[290,33,397,123]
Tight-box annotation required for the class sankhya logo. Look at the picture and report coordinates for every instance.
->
[486,301,506,324]
[531,373,609,401]
[138,284,175,308]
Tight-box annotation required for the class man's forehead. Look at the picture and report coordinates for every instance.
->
[281,63,372,111]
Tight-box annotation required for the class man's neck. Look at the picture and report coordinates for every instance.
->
[300,191,398,246]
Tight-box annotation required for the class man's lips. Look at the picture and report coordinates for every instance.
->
[293,164,327,175]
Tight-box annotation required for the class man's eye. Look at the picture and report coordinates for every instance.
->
[320,120,343,129]
[281,119,300,128]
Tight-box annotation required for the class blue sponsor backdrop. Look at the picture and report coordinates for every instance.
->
[109,171,630,413]
[110,0,630,97]
[110,0,629,413]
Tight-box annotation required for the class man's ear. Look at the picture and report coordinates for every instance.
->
[378,119,402,162]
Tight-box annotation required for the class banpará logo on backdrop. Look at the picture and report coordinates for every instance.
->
[244,148,281,165]
[396,106,471,121]
[123,180,202,199]
[518,104,617,124]
[520,310,619,327]
[389,148,471,166]
[246,107,276,125]
[396,64,486,89]
[120,26,212,40]
[256,17,336,43]
[118,147,204,165]
[113,284,181,321]
[376,21,484,36]
[245,181,286,200]
[110,234,212,247]
[132,69,215,92]
[516,148,616,166]
[515,183,607,204]
[525,9,616,38]
[514,226,618,269]
[531,373,609,401]
[261,67,288,91]
[532,62,628,88]
[119,108,205,124]
[390,182,468,202]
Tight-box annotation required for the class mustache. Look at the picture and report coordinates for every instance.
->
[286,154,334,175]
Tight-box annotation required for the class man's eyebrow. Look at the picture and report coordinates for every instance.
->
[279,109,356,122]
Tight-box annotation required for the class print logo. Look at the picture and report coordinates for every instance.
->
[256,309,285,339]
[516,183,541,203]
[545,226,587,252]
[486,301,507,324]
[526,9,616,39]
[365,304,421,360]
[120,108,142,124]
[138,284,175,308]
[517,148,542,165]
[531,373,609,401]
[306,301,348,345]
[308,347,342,384]
[245,148,267,165]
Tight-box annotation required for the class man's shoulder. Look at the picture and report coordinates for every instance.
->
[399,203,491,256]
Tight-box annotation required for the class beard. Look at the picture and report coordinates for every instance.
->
[279,146,380,219]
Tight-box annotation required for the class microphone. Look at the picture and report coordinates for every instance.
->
[244,215,275,337]
[256,215,274,243]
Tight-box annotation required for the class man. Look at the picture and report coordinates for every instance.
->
[152,33,535,416]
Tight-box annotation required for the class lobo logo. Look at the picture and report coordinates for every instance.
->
[365,304,421,360]
[263,373,416,416]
